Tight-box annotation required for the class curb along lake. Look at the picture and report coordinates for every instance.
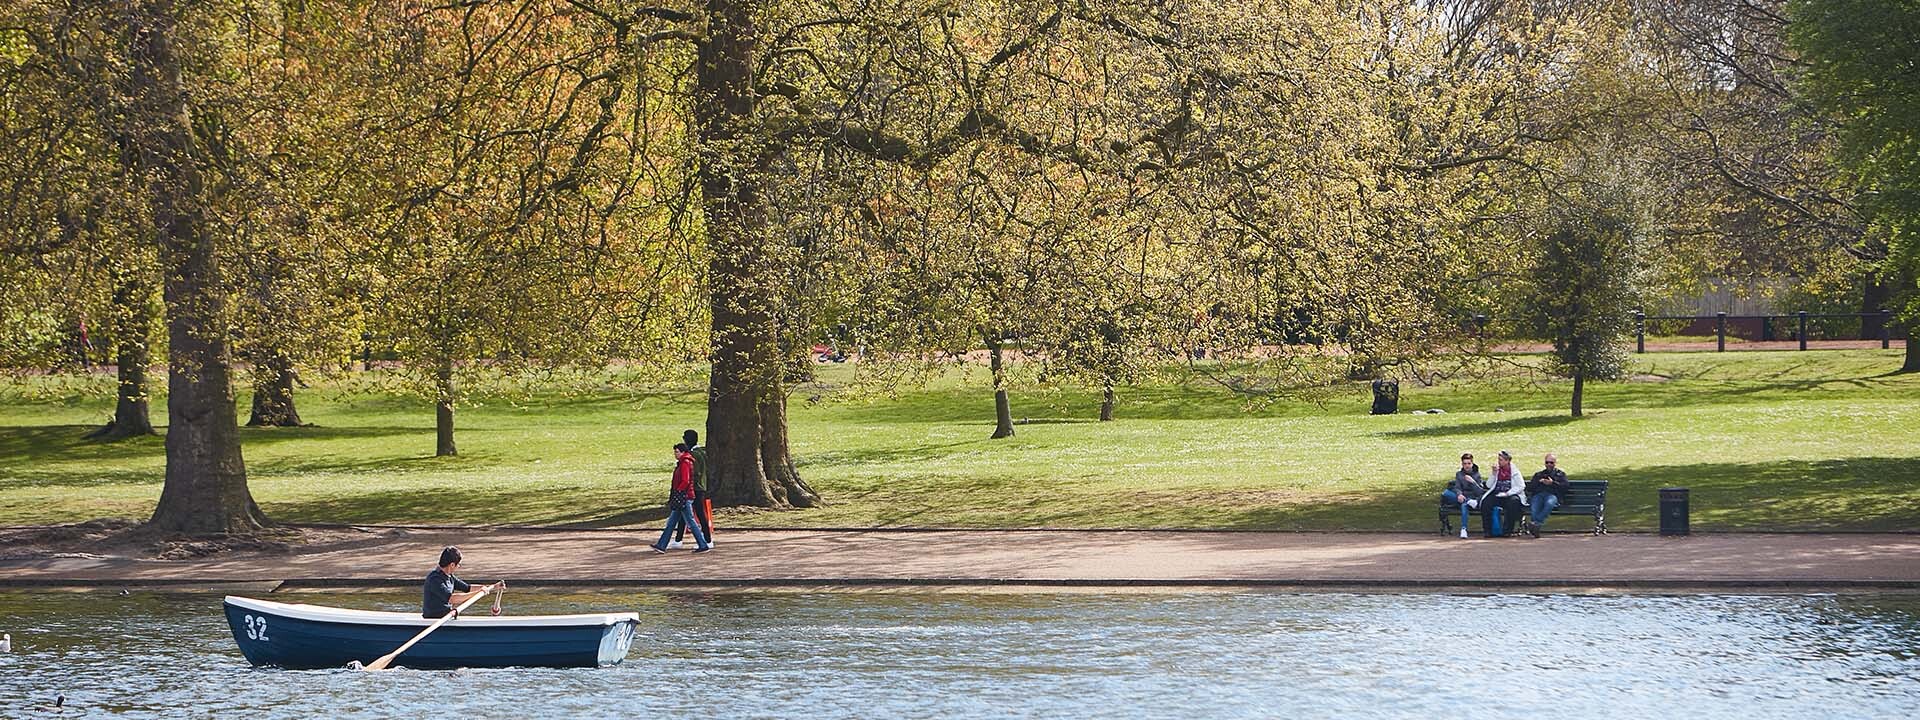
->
[2,591,1918,718]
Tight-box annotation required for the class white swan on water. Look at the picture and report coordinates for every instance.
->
[1,633,10,652]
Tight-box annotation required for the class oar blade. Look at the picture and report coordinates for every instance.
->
[360,653,397,671]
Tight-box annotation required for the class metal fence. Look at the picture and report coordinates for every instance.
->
[1631,309,1906,353]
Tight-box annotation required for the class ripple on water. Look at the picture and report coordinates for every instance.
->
[1,592,1918,718]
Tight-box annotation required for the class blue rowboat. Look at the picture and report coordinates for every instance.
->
[223,596,638,670]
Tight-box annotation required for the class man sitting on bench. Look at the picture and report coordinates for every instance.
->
[1523,453,1571,538]
[1440,452,1485,539]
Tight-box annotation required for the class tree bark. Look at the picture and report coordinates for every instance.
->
[89,269,156,440]
[759,390,820,508]
[1905,327,1919,373]
[247,351,303,427]
[128,0,264,534]
[696,0,814,509]
[1863,277,1890,340]
[987,333,1015,438]
[1571,370,1585,417]
[1099,383,1115,422]
[435,359,457,457]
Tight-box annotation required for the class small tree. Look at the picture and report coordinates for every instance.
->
[1519,173,1650,417]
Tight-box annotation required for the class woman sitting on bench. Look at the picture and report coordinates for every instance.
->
[1482,450,1528,537]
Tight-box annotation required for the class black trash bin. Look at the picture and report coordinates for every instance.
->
[1659,487,1690,536]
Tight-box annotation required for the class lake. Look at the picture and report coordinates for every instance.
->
[2,591,1917,718]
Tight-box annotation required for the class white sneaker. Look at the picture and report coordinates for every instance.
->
[667,540,683,550]
[1459,528,1468,539]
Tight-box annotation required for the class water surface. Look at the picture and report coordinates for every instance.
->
[1,591,1916,718]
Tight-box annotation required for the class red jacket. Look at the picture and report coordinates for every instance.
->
[670,453,695,502]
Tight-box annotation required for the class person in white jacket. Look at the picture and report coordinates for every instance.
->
[1481,450,1528,537]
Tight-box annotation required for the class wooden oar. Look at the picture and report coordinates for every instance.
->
[357,584,496,671]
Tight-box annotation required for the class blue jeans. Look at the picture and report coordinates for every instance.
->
[1529,493,1561,527]
[1441,490,1475,531]
[654,499,710,550]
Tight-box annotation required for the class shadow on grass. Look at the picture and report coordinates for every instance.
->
[1379,413,1583,439]
[1190,455,1920,532]
[0,426,166,463]
[0,424,424,463]
[263,484,651,527]
[0,423,473,490]
[799,439,988,468]
[807,455,1920,533]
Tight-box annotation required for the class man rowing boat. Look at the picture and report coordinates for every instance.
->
[423,546,503,619]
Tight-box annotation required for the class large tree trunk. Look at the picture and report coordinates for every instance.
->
[1100,382,1116,422]
[247,351,303,427]
[1571,370,1585,417]
[986,333,1015,438]
[1905,325,1919,373]
[696,0,814,509]
[89,269,156,440]
[435,359,457,457]
[759,390,820,508]
[1862,277,1890,340]
[129,0,264,534]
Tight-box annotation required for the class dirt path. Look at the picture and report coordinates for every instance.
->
[4,527,1917,591]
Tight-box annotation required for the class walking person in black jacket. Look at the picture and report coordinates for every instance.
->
[1523,453,1571,537]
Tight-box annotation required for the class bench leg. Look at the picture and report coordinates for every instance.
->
[1592,505,1607,536]
[1439,510,1453,535]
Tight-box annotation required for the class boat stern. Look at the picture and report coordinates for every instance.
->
[598,619,637,666]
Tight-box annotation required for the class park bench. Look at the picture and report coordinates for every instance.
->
[1438,480,1608,536]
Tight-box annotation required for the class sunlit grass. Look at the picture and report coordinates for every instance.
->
[2,349,1916,531]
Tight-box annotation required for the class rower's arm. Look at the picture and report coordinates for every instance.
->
[448,581,502,606]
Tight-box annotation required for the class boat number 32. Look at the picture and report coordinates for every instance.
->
[243,614,271,642]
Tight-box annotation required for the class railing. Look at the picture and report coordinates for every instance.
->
[1631,309,1904,353]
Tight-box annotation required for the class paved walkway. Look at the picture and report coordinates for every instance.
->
[4,528,1918,591]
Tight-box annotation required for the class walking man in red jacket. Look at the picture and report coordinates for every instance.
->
[651,444,712,553]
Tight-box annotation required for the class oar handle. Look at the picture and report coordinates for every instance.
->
[359,583,496,671]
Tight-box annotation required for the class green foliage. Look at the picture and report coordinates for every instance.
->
[1791,0,1920,333]
[1516,162,1652,390]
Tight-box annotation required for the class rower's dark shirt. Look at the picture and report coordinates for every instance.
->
[422,568,471,618]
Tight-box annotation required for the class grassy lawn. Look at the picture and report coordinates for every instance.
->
[2,349,1917,532]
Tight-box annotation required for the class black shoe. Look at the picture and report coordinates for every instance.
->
[691,547,712,554]
[650,545,667,554]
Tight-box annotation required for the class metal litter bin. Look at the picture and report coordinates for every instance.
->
[1659,487,1690,536]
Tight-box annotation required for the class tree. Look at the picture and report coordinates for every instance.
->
[306,1,691,457]
[1,11,160,440]
[111,0,266,532]
[1632,0,1876,336]
[1517,163,1652,416]
[1791,0,1920,372]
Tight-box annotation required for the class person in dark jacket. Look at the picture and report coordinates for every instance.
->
[670,429,712,548]
[1523,453,1571,537]
[422,545,502,618]
[1440,453,1485,538]
[651,444,711,553]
